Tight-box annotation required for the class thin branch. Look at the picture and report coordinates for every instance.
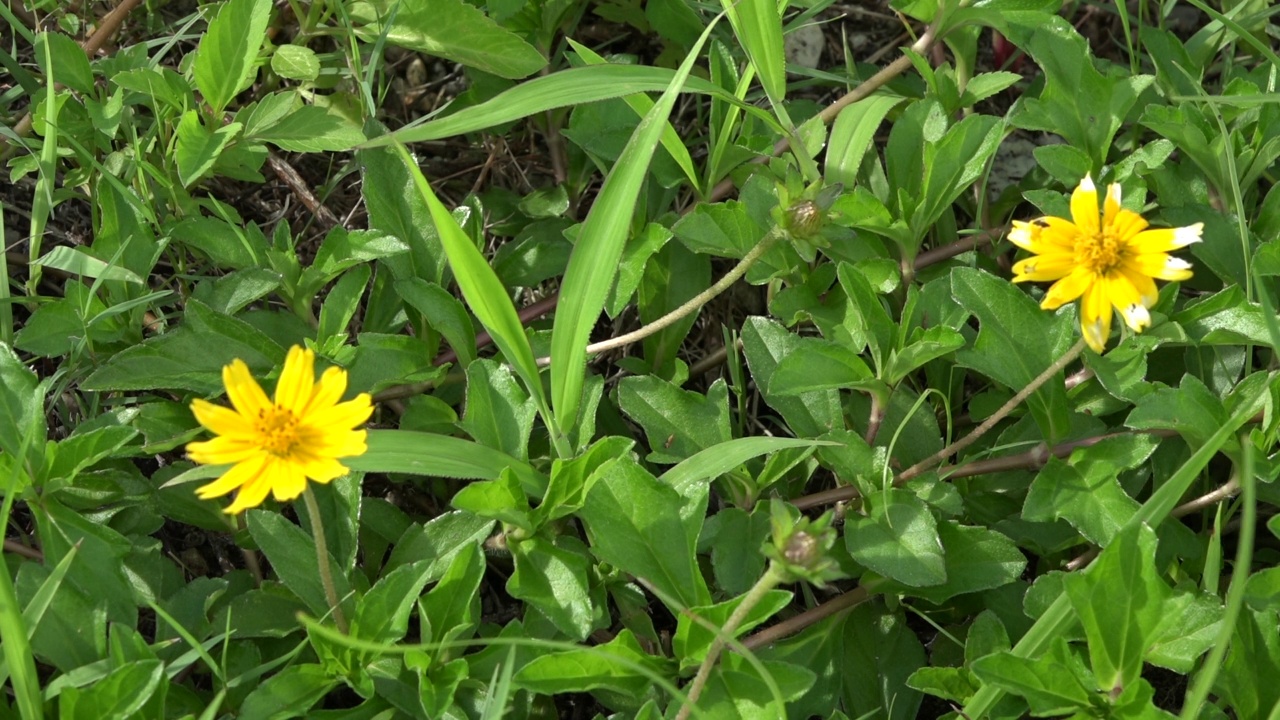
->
[740,584,871,650]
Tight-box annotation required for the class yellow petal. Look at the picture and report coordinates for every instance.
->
[1124,254,1194,282]
[1101,183,1122,231]
[1070,175,1100,237]
[196,455,267,500]
[1110,208,1148,242]
[309,429,369,459]
[190,399,253,437]
[1080,276,1112,353]
[1012,253,1076,282]
[275,346,315,413]
[1009,219,1078,255]
[1118,265,1159,307]
[224,468,277,514]
[303,366,349,416]
[304,395,374,432]
[187,436,263,465]
[1128,224,1202,254]
[224,360,271,419]
[302,458,351,484]
[1105,272,1151,332]
[1041,268,1094,310]
[269,462,308,502]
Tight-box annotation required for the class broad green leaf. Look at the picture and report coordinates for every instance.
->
[63,659,164,720]
[168,215,268,271]
[248,105,366,152]
[838,262,894,370]
[579,456,711,611]
[910,114,1002,243]
[351,561,433,643]
[271,45,320,81]
[174,111,242,187]
[884,326,966,386]
[0,343,45,469]
[359,142,447,284]
[451,469,532,532]
[351,0,546,80]
[1062,524,1171,693]
[768,337,874,395]
[394,278,477,367]
[460,360,536,460]
[741,317,843,438]
[970,639,1097,716]
[81,300,284,393]
[513,629,673,697]
[616,376,732,464]
[192,0,271,114]
[237,664,337,720]
[382,510,495,579]
[344,334,445,394]
[701,506,772,596]
[671,199,765,259]
[1124,374,1224,446]
[535,435,634,527]
[1217,609,1280,719]
[845,489,945,587]
[420,542,484,648]
[1023,434,1158,546]
[551,17,720,436]
[951,266,1073,442]
[879,522,1027,603]
[35,32,93,94]
[391,142,548,428]
[508,536,601,641]
[839,603,926,720]
[1146,591,1224,672]
[247,510,354,620]
[674,589,792,669]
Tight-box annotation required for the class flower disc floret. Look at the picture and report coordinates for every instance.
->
[187,346,374,514]
[1009,175,1201,353]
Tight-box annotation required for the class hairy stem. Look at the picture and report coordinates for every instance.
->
[897,337,1088,483]
[675,565,783,720]
[303,486,349,634]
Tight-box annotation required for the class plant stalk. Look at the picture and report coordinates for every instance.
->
[303,486,349,634]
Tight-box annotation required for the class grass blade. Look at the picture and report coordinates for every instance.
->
[550,15,724,436]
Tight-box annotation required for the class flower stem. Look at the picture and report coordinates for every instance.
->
[584,232,781,357]
[898,337,1088,483]
[674,565,784,720]
[303,486,349,634]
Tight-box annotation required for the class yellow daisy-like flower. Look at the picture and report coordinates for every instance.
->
[187,346,373,514]
[1010,174,1202,353]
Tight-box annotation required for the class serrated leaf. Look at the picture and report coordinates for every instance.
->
[249,105,366,152]
[845,489,946,587]
[271,45,320,81]
[616,376,731,464]
[192,0,271,114]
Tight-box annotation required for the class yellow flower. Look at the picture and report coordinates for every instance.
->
[187,346,373,514]
[1009,175,1202,353]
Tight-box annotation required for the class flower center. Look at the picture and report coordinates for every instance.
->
[256,406,301,457]
[1077,229,1125,274]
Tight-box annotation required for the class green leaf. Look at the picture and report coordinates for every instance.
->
[838,261,895,369]
[345,333,444,394]
[460,360,536,460]
[509,536,601,641]
[951,266,1073,442]
[0,343,46,470]
[174,110,242,187]
[383,510,495,580]
[45,426,139,486]
[247,510,354,620]
[616,376,732,464]
[701,506,772,597]
[367,65,750,145]
[970,638,1097,716]
[826,94,905,188]
[238,665,337,720]
[451,469,532,531]
[271,45,320,81]
[1217,609,1280,719]
[352,0,546,80]
[660,436,837,499]
[81,299,285,393]
[845,489,946,587]
[168,215,268,270]
[351,560,433,643]
[671,200,765,259]
[1124,374,1224,446]
[580,456,711,611]
[394,278,477,367]
[35,32,93,95]
[1146,591,1224,672]
[884,326,966,386]
[880,522,1027,603]
[535,436,634,527]
[420,542,484,648]
[63,659,164,720]
[741,317,843,438]
[720,0,784,106]
[768,337,874,395]
[550,17,719,436]
[359,143,446,285]
[1023,434,1158,546]
[392,142,550,436]
[1062,524,1172,692]
[347,429,536,482]
[839,604,926,720]
[513,629,672,697]
[249,105,366,152]
[30,246,143,284]
[674,589,792,669]
[192,0,271,114]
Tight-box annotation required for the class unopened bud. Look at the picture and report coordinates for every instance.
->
[786,200,824,239]
[784,531,819,567]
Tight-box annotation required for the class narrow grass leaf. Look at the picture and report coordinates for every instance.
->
[390,142,548,420]
[550,15,723,436]
[720,0,786,108]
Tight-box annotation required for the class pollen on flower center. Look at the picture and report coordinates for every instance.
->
[256,405,302,457]
[1077,230,1125,274]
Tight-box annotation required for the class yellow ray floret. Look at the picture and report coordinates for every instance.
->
[187,346,374,514]
[1009,175,1201,353]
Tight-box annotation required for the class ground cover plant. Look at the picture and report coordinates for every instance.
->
[2,0,1280,717]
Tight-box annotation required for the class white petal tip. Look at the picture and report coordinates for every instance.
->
[1080,174,1095,192]
[1122,303,1151,332]
[1174,223,1204,246]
